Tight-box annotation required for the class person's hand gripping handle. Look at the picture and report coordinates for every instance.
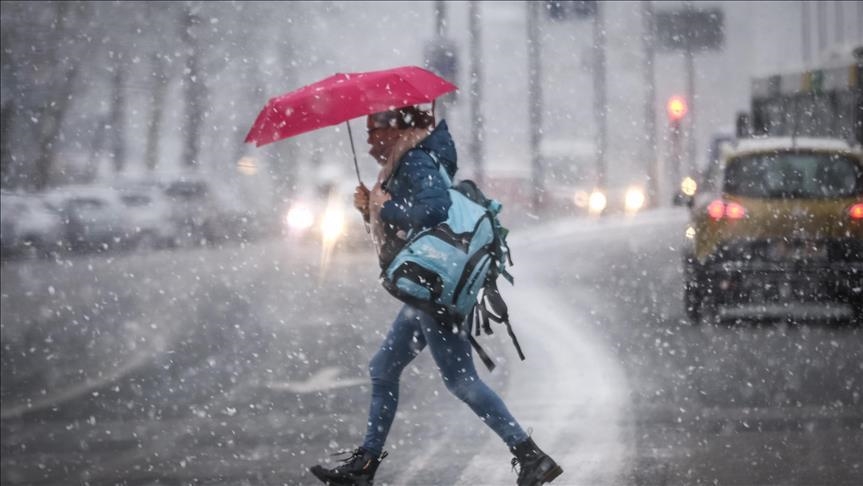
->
[354,183,371,233]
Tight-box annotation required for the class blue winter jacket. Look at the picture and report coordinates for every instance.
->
[380,121,456,234]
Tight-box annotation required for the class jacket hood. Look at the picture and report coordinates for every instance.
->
[416,120,457,178]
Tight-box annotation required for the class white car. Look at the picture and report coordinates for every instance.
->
[43,185,175,253]
[583,183,648,217]
[114,184,178,250]
[0,192,65,258]
[42,186,130,252]
[144,172,264,247]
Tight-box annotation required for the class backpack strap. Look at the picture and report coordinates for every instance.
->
[469,335,497,372]
[463,283,526,373]
[480,282,526,362]
[464,304,496,371]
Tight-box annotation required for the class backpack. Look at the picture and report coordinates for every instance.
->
[379,150,524,371]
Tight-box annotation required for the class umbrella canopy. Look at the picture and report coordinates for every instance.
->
[244,65,457,147]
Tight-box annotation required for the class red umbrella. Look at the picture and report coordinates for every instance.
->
[245,65,457,147]
[244,66,456,185]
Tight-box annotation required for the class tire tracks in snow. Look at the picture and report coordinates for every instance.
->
[451,285,633,486]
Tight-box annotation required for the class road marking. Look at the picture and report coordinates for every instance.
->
[264,366,367,394]
[0,343,166,419]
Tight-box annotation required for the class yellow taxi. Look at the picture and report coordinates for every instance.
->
[678,137,863,323]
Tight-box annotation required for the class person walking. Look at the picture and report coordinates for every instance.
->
[309,106,562,486]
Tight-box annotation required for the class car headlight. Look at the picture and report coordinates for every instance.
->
[680,177,697,197]
[588,190,607,215]
[624,187,646,213]
[573,190,590,208]
[321,206,346,241]
[684,225,696,240]
[285,204,314,232]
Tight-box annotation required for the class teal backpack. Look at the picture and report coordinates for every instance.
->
[379,151,524,371]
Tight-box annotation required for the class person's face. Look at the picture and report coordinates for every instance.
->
[366,115,400,164]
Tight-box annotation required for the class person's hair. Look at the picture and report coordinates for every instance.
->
[370,106,435,130]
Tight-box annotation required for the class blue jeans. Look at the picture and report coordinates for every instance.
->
[362,305,528,456]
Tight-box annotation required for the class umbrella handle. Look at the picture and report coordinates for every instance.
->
[345,121,362,185]
[345,120,372,236]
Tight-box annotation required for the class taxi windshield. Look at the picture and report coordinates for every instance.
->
[724,151,863,199]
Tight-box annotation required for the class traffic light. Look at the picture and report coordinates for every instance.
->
[666,95,688,121]
[666,96,687,197]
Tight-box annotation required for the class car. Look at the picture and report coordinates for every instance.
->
[42,185,132,253]
[42,184,175,253]
[282,180,372,253]
[142,172,267,247]
[537,137,649,217]
[0,191,65,259]
[582,183,648,217]
[676,137,863,323]
[160,176,220,246]
[113,183,178,250]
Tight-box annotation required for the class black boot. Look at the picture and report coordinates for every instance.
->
[510,437,563,486]
[309,447,387,486]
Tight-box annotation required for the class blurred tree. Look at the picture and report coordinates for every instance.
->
[180,4,205,169]
[273,9,300,200]
[16,3,92,189]
[108,50,128,174]
[0,25,15,187]
[146,51,171,172]
[545,1,597,20]
[139,2,182,173]
[0,1,298,198]
[0,3,104,189]
[32,3,90,190]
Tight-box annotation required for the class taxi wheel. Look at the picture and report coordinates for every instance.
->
[699,294,719,325]
[683,258,705,324]
[686,277,721,325]
[684,281,703,323]
[687,287,719,325]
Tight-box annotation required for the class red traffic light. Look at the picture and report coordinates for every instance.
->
[667,95,688,121]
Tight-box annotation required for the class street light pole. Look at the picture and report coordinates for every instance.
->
[468,1,485,186]
[816,1,826,59]
[642,0,658,207]
[684,44,695,177]
[801,1,811,67]
[683,2,696,179]
[434,0,449,122]
[834,0,844,45]
[667,96,687,194]
[527,0,543,210]
[593,1,607,190]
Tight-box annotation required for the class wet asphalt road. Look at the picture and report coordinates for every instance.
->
[2,208,861,485]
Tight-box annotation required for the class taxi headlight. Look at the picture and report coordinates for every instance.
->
[680,177,697,197]
[684,225,696,240]
[624,187,646,213]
